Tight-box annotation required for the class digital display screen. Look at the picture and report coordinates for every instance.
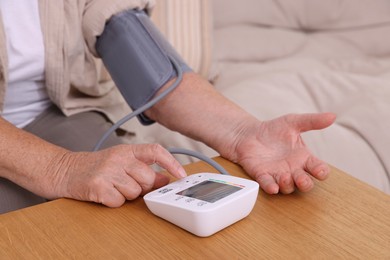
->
[176,180,242,203]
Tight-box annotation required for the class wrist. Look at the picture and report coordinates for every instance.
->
[213,116,261,163]
[40,150,77,199]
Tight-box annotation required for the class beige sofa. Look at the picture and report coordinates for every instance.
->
[128,0,390,194]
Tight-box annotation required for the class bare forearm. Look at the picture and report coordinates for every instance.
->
[0,117,187,206]
[0,118,69,198]
[146,72,258,158]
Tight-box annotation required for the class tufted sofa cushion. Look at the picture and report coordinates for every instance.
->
[213,0,390,64]
[210,0,390,193]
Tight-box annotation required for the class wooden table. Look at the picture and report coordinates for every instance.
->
[1,157,389,259]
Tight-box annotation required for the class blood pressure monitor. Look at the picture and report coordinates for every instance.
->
[144,173,259,237]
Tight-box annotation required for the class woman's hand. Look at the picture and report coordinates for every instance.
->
[48,144,186,207]
[225,113,336,194]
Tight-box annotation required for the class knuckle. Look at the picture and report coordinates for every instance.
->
[88,175,106,189]
[150,143,163,154]
[138,173,156,192]
[126,185,142,200]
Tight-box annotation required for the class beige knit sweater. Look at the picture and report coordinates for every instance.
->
[0,0,155,128]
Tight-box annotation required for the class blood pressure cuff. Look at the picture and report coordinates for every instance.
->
[96,9,192,125]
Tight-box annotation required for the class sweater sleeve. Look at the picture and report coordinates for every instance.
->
[82,0,155,56]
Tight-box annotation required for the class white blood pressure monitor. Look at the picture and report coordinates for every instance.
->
[144,173,259,237]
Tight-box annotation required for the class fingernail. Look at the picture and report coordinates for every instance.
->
[271,185,279,194]
[318,170,327,179]
[179,168,187,178]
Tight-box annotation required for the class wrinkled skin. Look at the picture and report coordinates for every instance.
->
[227,113,336,194]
